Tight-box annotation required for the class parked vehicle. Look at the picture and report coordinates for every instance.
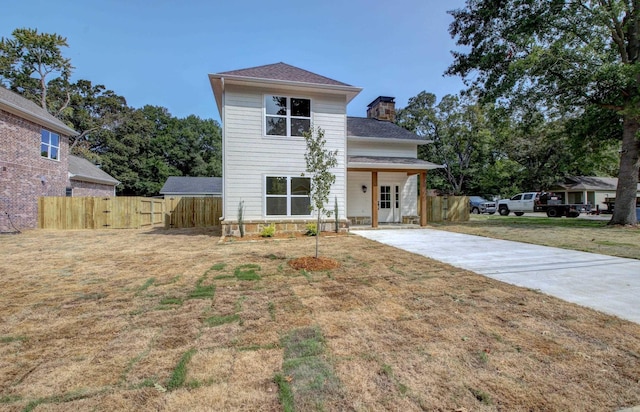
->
[469,196,496,214]
[497,192,583,218]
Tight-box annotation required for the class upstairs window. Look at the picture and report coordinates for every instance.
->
[41,129,60,160]
[265,96,311,137]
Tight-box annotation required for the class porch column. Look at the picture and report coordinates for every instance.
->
[420,171,427,227]
[372,171,378,228]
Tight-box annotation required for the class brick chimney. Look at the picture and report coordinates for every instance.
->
[366,96,395,122]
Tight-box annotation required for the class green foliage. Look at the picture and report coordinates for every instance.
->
[303,126,338,257]
[166,348,196,390]
[447,0,638,224]
[274,374,295,412]
[278,327,343,410]
[0,28,72,109]
[397,92,496,195]
[238,200,245,237]
[305,222,318,236]
[260,223,275,238]
[234,264,261,281]
[204,314,240,327]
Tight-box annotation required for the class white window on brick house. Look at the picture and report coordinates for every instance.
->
[265,176,311,216]
[41,129,60,160]
[265,96,311,137]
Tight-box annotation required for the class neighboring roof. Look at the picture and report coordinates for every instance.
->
[160,176,222,195]
[347,117,428,142]
[68,155,120,186]
[217,62,352,87]
[209,62,362,115]
[347,155,444,171]
[552,176,640,191]
[0,86,77,136]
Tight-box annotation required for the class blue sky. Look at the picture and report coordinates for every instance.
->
[2,0,467,123]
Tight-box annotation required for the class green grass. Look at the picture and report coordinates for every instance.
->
[268,301,276,321]
[204,314,240,327]
[136,277,155,293]
[209,263,227,271]
[234,264,261,281]
[23,389,95,412]
[469,387,492,405]
[277,326,344,410]
[274,374,295,412]
[0,395,21,403]
[166,348,196,390]
[0,335,27,343]
[159,296,183,306]
[188,284,215,299]
[470,216,607,228]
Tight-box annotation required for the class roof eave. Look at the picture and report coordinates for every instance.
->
[347,135,433,145]
[208,73,362,105]
[347,161,444,171]
[69,174,120,186]
[0,102,78,136]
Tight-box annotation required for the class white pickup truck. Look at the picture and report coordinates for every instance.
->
[497,192,582,218]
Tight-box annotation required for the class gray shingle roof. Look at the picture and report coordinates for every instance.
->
[0,86,77,136]
[348,155,443,170]
[552,176,640,191]
[347,117,426,141]
[160,176,222,195]
[68,155,119,185]
[217,62,352,87]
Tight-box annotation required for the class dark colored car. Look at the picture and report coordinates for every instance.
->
[469,196,497,214]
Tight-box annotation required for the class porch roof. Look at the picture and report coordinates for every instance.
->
[347,155,444,172]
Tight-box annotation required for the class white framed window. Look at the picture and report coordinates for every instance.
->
[265,95,311,137]
[265,176,311,216]
[41,129,60,160]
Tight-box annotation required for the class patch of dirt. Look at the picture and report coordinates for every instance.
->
[288,256,341,271]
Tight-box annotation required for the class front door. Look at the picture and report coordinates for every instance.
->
[379,184,400,223]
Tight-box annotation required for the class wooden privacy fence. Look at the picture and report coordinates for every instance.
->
[165,197,222,229]
[38,196,221,230]
[425,195,469,223]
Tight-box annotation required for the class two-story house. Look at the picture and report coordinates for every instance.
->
[0,86,118,232]
[208,63,441,236]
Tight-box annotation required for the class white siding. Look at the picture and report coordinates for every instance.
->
[347,171,371,217]
[223,84,347,221]
[347,171,417,218]
[347,140,417,157]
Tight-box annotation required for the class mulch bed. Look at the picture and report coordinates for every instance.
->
[288,256,341,271]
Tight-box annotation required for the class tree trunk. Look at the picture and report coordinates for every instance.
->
[609,114,640,225]
[316,213,320,258]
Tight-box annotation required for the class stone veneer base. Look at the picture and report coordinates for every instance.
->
[221,218,350,237]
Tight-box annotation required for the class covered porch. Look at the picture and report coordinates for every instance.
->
[346,156,443,228]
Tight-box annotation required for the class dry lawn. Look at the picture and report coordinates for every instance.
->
[0,227,639,411]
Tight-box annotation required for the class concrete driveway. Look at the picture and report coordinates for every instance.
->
[352,228,640,324]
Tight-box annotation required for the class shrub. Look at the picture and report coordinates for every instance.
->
[260,223,275,237]
[305,223,318,236]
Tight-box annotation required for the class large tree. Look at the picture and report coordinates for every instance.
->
[0,28,72,110]
[448,0,639,225]
[396,91,495,194]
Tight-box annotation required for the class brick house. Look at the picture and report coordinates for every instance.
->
[0,87,117,232]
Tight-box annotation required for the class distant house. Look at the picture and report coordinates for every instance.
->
[208,62,442,236]
[68,155,119,196]
[0,87,120,232]
[160,176,222,197]
[550,176,640,212]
